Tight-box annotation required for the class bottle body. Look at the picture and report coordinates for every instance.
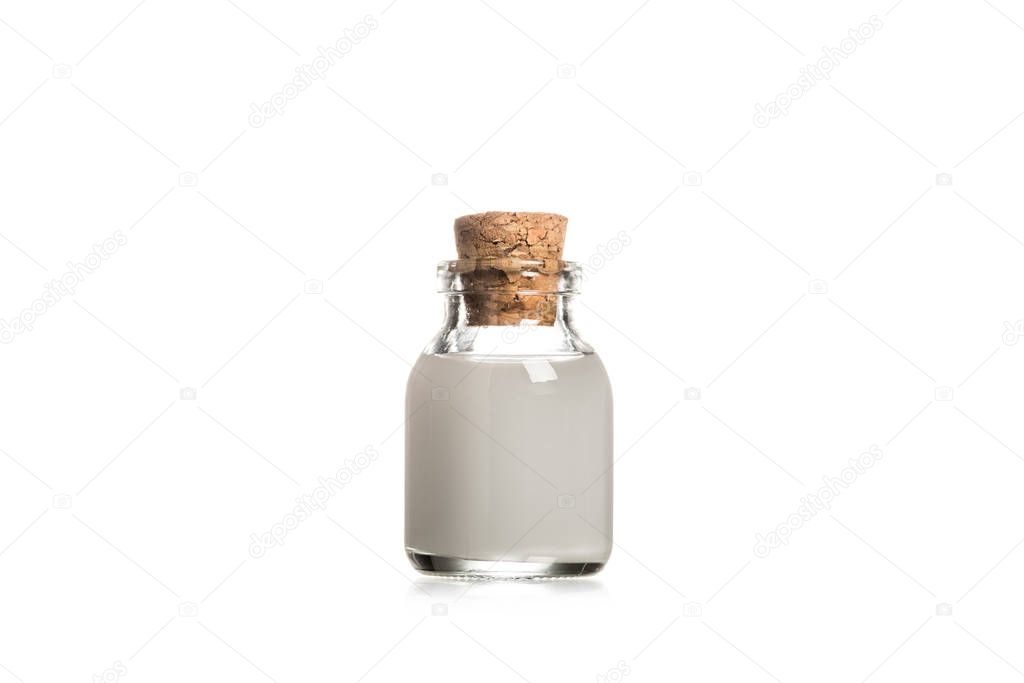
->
[404,260,613,578]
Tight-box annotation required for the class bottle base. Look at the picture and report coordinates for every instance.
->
[407,549,605,580]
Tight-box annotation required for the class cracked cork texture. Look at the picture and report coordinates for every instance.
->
[453,212,569,326]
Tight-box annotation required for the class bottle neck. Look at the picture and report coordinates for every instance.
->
[426,292,592,356]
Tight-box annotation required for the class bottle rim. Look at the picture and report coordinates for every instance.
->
[436,258,582,294]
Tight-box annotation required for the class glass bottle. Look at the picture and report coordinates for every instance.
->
[404,212,613,579]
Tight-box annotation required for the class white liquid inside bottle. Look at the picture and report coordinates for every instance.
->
[405,353,613,576]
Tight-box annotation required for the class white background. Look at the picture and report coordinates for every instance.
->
[2,0,1024,681]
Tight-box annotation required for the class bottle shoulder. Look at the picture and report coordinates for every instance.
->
[424,323,595,356]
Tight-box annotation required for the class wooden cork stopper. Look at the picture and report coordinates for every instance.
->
[453,212,568,326]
